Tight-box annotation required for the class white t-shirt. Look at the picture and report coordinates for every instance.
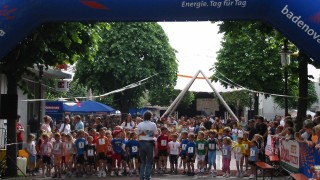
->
[168,141,180,155]
[121,121,135,130]
[59,123,71,134]
[137,120,158,141]
[40,123,51,133]
[232,128,238,135]
[26,141,37,156]
[238,130,244,138]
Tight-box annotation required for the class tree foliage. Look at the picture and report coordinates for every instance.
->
[74,22,178,112]
[148,89,195,108]
[220,90,252,108]
[213,21,318,111]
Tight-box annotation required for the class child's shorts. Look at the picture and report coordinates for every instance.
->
[169,155,178,164]
[197,154,205,161]
[187,155,195,163]
[87,156,95,165]
[235,154,243,161]
[98,152,106,160]
[28,155,36,163]
[42,155,51,165]
[76,154,85,164]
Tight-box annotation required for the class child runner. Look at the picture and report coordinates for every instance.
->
[111,130,124,176]
[52,133,63,178]
[40,134,53,178]
[84,136,96,177]
[157,127,169,174]
[186,133,196,176]
[126,132,139,176]
[106,131,113,175]
[231,124,238,141]
[207,130,219,177]
[233,137,245,177]
[195,131,208,176]
[75,130,86,177]
[242,131,250,175]
[25,134,37,176]
[168,133,180,174]
[221,137,232,178]
[64,134,75,178]
[248,140,259,179]
[179,131,189,175]
[96,128,108,177]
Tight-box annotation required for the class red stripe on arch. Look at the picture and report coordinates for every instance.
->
[80,1,108,10]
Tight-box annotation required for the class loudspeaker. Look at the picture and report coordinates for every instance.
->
[0,94,18,119]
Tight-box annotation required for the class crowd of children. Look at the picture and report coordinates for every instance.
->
[23,114,320,179]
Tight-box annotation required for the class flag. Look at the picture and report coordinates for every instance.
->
[75,98,81,107]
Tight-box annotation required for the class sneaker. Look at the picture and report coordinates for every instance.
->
[213,171,217,177]
[110,171,115,176]
[102,171,107,177]
[257,169,262,175]
[249,174,255,179]
[136,169,139,176]
[239,172,243,178]
[237,171,240,177]
[225,173,230,178]
[118,170,123,176]
[97,171,101,177]
[41,174,46,178]
[222,173,226,177]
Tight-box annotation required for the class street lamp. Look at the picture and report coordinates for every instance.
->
[280,42,292,117]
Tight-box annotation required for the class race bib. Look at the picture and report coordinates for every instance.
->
[66,143,72,150]
[209,143,215,150]
[107,146,112,151]
[161,140,167,146]
[250,150,255,157]
[99,139,105,145]
[44,147,49,153]
[54,144,60,151]
[198,144,204,150]
[188,147,194,153]
[78,142,84,148]
[132,146,138,153]
[182,144,187,150]
[87,149,94,156]
[244,144,248,150]
[223,149,228,156]
[236,147,241,153]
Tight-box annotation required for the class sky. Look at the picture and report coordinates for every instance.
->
[159,21,320,92]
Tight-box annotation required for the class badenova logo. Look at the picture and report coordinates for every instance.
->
[281,5,320,44]
[0,30,5,36]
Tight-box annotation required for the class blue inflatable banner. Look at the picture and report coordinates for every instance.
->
[0,0,320,64]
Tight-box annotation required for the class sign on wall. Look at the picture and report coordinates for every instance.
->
[279,139,300,171]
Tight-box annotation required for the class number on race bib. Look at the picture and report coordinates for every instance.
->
[107,146,112,151]
[209,144,215,150]
[198,144,204,150]
[188,147,194,153]
[87,149,94,156]
[182,144,187,150]
[250,150,255,157]
[44,147,49,153]
[244,144,248,150]
[161,140,167,146]
[223,149,228,156]
[79,142,84,148]
[54,144,60,151]
[236,147,240,153]
[132,146,138,153]
[99,139,105,145]
[66,144,72,150]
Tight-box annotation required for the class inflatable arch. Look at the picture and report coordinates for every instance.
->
[1,0,320,64]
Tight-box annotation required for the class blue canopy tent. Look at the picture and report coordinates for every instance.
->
[63,100,115,114]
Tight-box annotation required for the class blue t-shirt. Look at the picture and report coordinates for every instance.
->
[180,139,189,155]
[127,140,139,156]
[249,146,259,161]
[222,145,231,159]
[112,138,124,154]
[75,138,86,155]
[186,141,196,155]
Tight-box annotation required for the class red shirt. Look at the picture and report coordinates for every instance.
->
[16,122,23,142]
[157,134,169,150]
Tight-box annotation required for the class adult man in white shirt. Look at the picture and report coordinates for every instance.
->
[137,111,158,180]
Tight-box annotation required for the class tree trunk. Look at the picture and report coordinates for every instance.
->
[254,93,259,115]
[296,52,308,132]
[5,73,18,177]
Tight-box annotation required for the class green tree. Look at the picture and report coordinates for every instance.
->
[148,88,195,108]
[213,21,288,114]
[0,22,104,176]
[75,22,178,113]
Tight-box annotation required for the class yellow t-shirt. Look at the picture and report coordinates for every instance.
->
[218,128,223,139]
[242,139,250,156]
[233,143,245,155]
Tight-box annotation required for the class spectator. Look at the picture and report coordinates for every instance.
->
[16,115,24,150]
[121,114,135,131]
[247,119,257,141]
[59,116,71,134]
[28,115,38,134]
[40,115,52,134]
[74,115,84,131]
[239,117,248,131]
